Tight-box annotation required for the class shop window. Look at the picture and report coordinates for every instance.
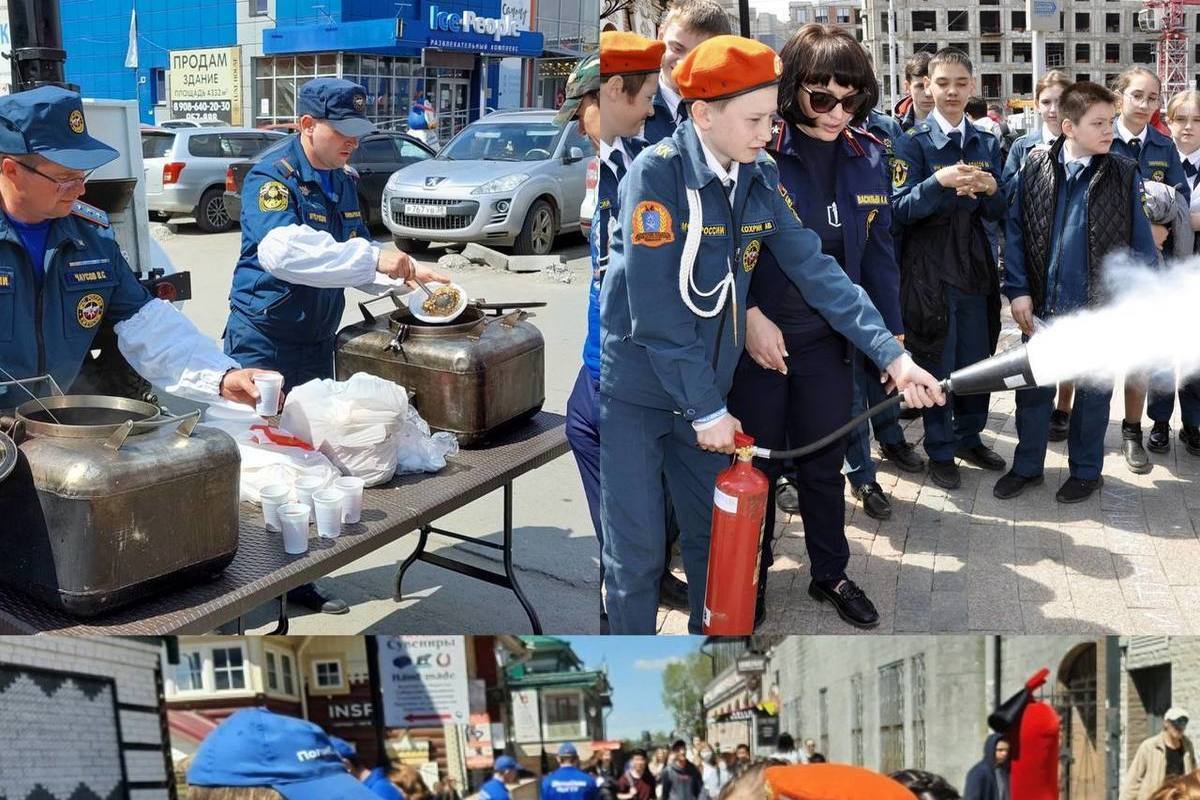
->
[947,10,968,31]
[911,10,936,31]
[543,690,586,739]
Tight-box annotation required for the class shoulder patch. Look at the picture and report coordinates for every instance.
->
[891,159,910,189]
[258,180,290,212]
[70,200,109,228]
[630,200,675,248]
[652,141,677,158]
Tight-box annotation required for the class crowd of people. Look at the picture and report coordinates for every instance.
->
[566,0,1200,635]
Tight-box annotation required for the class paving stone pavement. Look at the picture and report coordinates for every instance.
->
[657,328,1200,635]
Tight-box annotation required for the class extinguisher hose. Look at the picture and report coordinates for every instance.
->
[752,379,951,461]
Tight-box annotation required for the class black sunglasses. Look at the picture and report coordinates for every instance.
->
[801,86,870,116]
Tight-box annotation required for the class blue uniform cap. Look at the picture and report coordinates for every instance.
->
[186,708,378,800]
[298,78,377,138]
[330,736,357,760]
[0,86,119,171]
[495,755,519,771]
[557,743,578,757]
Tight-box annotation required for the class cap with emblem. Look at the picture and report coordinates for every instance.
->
[554,54,600,126]
[672,35,783,102]
[297,78,377,138]
[763,764,917,800]
[0,85,118,171]
[187,708,378,800]
[600,31,666,78]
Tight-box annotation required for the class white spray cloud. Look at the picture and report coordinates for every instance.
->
[1025,256,1200,388]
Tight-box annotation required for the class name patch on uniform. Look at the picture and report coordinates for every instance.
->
[742,239,761,272]
[681,222,728,236]
[740,220,774,235]
[342,210,362,219]
[892,160,909,189]
[856,194,888,207]
[307,211,328,224]
[0,274,11,288]
[1148,160,1169,167]
[631,201,675,248]
[259,181,290,212]
[65,269,111,286]
[76,293,105,329]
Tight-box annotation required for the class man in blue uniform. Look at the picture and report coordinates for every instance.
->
[0,86,268,412]
[642,0,730,145]
[481,756,521,800]
[224,77,448,615]
[541,743,598,800]
[598,35,945,634]
[890,47,1008,490]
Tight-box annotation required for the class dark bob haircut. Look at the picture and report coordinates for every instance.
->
[778,23,879,129]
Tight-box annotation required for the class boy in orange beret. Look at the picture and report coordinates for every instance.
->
[596,35,946,634]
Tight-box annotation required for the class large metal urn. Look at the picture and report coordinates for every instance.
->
[335,296,546,446]
[0,393,240,617]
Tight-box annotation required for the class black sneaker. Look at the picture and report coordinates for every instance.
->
[1056,476,1103,504]
[879,440,926,473]
[852,481,892,520]
[1182,426,1200,457]
[993,470,1044,500]
[954,444,1007,471]
[808,577,880,629]
[287,582,350,614]
[776,481,801,514]
[1122,421,1151,474]
[929,459,962,489]
[659,572,689,610]
[1148,421,1171,454]
[1048,409,1070,442]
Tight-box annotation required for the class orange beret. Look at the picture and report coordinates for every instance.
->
[672,35,782,102]
[764,764,916,800]
[600,31,666,77]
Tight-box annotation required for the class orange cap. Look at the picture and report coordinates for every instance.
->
[672,35,782,102]
[764,765,917,800]
[600,31,666,77]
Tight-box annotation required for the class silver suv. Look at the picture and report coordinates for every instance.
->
[142,127,287,232]
[381,110,593,255]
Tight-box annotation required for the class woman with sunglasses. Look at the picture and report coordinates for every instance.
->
[726,23,903,630]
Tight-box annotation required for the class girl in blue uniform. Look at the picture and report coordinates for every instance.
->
[726,24,903,630]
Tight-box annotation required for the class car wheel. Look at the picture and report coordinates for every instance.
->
[195,187,233,233]
[393,237,430,253]
[514,199,555,256]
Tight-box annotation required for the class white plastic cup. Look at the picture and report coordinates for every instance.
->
[294,475,326,516]
[334,476,365,524]
[278,503,310,554]
[313,488,344,539]
[252,371,284,416]
[259,483,291,532]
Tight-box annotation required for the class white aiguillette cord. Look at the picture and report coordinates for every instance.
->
[679,186,734,320]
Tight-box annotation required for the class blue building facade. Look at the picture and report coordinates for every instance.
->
[54,0,592,134]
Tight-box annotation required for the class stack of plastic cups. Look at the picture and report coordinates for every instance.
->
[278,503,310,554]
[313,488,345,539]
[260,483,291,532]
[334,476,365,524]
[294,476,326,517]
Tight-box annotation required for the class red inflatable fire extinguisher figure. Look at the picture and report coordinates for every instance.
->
[987,668,1061,800]
[703,432,770,634]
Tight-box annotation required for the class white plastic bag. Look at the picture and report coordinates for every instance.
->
[202,407,340,504]
[280,373,409,486]
[395,405,460,474]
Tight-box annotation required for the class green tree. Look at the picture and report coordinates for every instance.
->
[661,653,715,739]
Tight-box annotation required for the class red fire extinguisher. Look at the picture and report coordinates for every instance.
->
[703,432,770,634]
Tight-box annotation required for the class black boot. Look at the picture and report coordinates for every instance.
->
[879,440,925,473]
[1181,426,1200,456]
[808,577,879,629]
[1122,421,1151,474]
[852,482,892,520]
[287,582,349,614]
[1148,421,1171,454]
[659,572,689,610]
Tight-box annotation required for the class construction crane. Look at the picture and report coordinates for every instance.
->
[1137,0,1200,98]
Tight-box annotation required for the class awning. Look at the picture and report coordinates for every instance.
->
[711,702,778,723]
[264,17,544,58]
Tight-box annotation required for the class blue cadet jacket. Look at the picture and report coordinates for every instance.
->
[866,110,904,158]
[585,137,645,381]
[0,201,151,404]
[890,117,1007,228]
[642,85,682,146]
[751,121,903,336]
[599,120,905,423]
[1001,130,1053,198]
[365,767,405,800]
[541,766,600,800]
[481,778,512,800]
[1110,120,1191,204]
[225,135,371,376]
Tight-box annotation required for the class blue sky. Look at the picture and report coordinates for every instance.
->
[564,636,703,741]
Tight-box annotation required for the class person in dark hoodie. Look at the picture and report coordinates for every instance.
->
[964,734,1010,800]
[658,741,702,800]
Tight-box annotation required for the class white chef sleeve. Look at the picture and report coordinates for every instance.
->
[258,223,381,288]
[114,298,240,402]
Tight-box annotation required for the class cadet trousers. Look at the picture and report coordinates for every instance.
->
[843,352,905,489]
[727,333,854,584]
[916,285,991,462]
[224,311,336,391]
[598,393,724,634]
[1012,380,1114,481]
[1148,375,1200,429]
